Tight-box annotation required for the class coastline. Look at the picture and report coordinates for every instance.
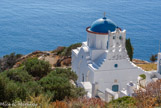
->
[11,49,157,72]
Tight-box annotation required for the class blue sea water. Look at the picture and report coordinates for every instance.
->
[0,0,161,61]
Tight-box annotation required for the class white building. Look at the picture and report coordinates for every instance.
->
[72,16,161,101]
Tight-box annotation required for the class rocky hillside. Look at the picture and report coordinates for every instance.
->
[12,44,157,72]
[12,43,82,69]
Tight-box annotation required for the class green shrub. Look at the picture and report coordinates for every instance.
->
[0,75,19,103]
[0,68,43,103]
[139,74,146,80]
[5,81,19,103]
[56,43,82,57]
[3,67,33,82]
[23,81,42,97]
[39,72,71,101]
[0,75,7,102]
[64,43,82,56]
[39,69,85,101]
[24,58,51,79]
[108,96,136,107]
[53,68,78,81]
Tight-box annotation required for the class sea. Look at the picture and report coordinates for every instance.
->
[0,0,161,61]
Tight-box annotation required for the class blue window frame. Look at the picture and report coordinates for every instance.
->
[112,85,119,92]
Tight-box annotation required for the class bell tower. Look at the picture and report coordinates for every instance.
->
[107,28,127,60]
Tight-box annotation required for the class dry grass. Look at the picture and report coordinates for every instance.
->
[134,79,161,108]
[136,63,157,71]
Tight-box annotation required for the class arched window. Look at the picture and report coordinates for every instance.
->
[114,64,118,68]
[113,36,116,39]
[119,36,122,40]
[112,85,119,92]
[82,73,84,82]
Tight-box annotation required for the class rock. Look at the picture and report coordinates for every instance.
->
[61,58,71,66]
[52,46,66,55]
[55,56,71,67]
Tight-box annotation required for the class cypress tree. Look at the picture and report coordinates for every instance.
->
[126,38,134,61]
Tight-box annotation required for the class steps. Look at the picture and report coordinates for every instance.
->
[93,52,107,69]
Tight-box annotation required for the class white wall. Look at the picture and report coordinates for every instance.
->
[94,67,147,92]
[87,32,108,50]
[72,28,158,96]
[157,53,161,74]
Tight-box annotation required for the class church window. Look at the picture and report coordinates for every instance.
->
[119,36,122,40]
[106,41,108,49]
[114,64,118,68]
[82,73,84,82]
[113,36,116,39]
[112,85,119,92]
[82,55,83,59]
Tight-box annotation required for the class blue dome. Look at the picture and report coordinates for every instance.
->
[90,17,118,33]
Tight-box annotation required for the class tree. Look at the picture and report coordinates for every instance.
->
[126,39,134,61]
[150,54,157,62]
[24,58,51,79]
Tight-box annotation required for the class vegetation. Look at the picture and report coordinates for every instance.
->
[3,67,33,82]
[0,52,22,72]
[150,54,157,62]
[0,42,160,108]
[134,79,161,107]
[108,96,136,107]
[24,58,51,79]
[0,68,41,103]
[137,63,157,71]
[53,68,78,81]
[0,58,85,105]
[53,43,82,57]
[9,80,161,108]
[139,74,146,80]
[39,69,84,101]
[126,38,134,61]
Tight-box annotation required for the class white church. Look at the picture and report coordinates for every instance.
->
[71,15,161,101]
